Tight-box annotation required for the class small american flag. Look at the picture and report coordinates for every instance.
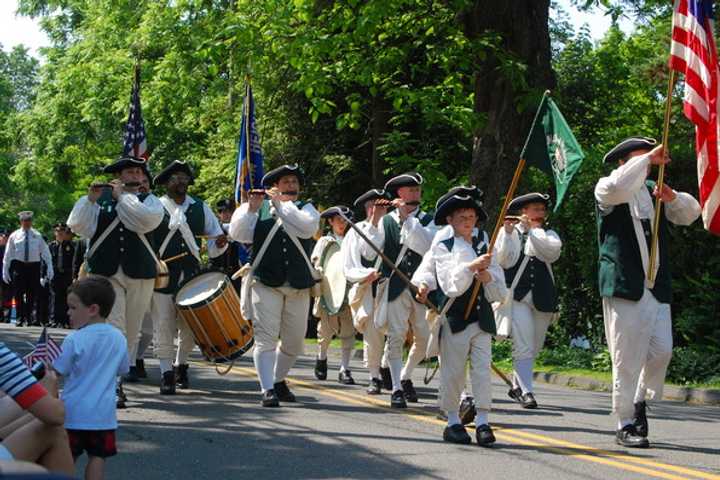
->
[122,64,149,161]
[669,0,720,235]
[23,328,62,368]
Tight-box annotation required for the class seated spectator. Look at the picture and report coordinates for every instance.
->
[0,342,74,475]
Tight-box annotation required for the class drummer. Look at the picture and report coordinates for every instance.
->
[311,206,356,385]
[229,164,320,407]
[150,160,227,395]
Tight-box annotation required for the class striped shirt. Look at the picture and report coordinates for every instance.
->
[0,342,48,409]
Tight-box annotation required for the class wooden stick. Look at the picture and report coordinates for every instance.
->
[462,158,526,320]
[648,70,677,284]
[336,211,440,314]
[162,252,189,264]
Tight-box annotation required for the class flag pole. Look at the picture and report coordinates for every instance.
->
[240,75,252,204]
[462,90,550,321]
[648,70,676,284]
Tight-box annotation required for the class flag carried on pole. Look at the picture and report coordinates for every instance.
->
[122,64,149,161]
[669,0,720,235]
[22,328,62,368]
[234,82,264,203]
[521,92,585,211]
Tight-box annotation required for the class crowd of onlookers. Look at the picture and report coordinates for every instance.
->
[1,213,84,329]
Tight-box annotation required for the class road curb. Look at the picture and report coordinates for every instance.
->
[531,371,720,406]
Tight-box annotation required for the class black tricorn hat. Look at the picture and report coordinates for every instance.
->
[434,185,484,211]
[320,206,353,221]
[603,137,657,164]
[353,189,389,208]
[384,172,424,197]
[216,198,235,211]
[153,160,195,186]
[434,194,488,226]
[103,156,153,187]
[261,164,304,187]
[507,192,551,214]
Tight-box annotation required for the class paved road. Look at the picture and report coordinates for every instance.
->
[2,324,719,480]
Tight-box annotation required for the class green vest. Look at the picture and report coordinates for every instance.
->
[154,196,206,295]
[87,190,157,279]
[380,211,433,302]
[504,230,558,313]
[252,200,316,289]
[441,238,495,335]
[596,182,672,303]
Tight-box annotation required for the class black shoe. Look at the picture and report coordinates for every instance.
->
[401,379,418,403]
[338,369,355,385]
[380,367,393,391]
[123,366,140,383]
[476,424,496,447]
[314,358,328,380]
[175,364,190,389]
[273,381,296,402]
[135,359,148,379]
[633,401,649,438]
[459,397,477,425]
[521,392,538,409]
[443,424,472,444]
[616,424,650,448]
[116,384,127,409]
[366,378,382,395]
[160,370,176,395]
[262,389,280,407]
[508,387,523,403]
[390,390,407,408]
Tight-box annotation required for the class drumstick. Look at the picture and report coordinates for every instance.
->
[195,234,221,240]
[163,252,189,264]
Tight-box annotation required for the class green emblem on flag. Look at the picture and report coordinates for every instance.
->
[522,95,585,211]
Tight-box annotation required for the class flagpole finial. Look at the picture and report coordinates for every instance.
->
[544,89,552,96]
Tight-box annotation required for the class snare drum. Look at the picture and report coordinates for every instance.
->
[175,271,253,362]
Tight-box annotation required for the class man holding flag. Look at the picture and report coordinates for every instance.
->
[595,138,700,448]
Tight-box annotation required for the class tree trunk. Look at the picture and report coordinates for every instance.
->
[462,0,555,218]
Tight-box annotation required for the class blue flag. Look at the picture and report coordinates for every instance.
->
[234,84,264,203]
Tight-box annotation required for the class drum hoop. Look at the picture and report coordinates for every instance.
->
[319,241,346,315]
[176,268,228,308]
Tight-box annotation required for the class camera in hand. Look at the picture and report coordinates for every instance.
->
[30,361,46,380]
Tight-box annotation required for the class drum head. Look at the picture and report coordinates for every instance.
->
[320,242,347,315]
[176,271,227,307]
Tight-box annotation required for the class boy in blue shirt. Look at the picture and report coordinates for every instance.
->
[53,276,129,480]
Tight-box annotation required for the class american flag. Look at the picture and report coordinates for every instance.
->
[23,328,62,368]
[670,0,720,235]
[122,64,149,161]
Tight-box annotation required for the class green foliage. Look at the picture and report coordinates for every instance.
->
[0,0,716,365]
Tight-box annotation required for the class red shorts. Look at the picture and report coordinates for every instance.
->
[67,429,117,458]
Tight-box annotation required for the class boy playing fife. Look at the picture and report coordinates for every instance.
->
[53,277,129,480]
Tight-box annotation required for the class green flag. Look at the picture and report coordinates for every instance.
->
[521,94,585,212]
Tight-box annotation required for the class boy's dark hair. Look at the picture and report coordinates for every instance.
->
[68,277,116,318]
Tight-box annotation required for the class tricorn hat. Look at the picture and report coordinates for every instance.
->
[384,172,424,198]
[153,160,195,186]
[434,194,487,226]
[603,137,657,164]
[261,164,304,187]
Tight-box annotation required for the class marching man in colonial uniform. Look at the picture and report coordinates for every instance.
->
[229,164,320,407]
[364,172,436,408]
[2,211,53,327]
[311,206,356,385]
[150,160,227,394]
[595,137,700,448]
[67,156,164,407]
[413,191,506,445]
[494,192,562,409]
[414,185,494,424]
[342,189,392,395]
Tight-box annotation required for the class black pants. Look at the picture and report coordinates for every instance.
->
[10,261,41,323]
[52,273,73,326]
